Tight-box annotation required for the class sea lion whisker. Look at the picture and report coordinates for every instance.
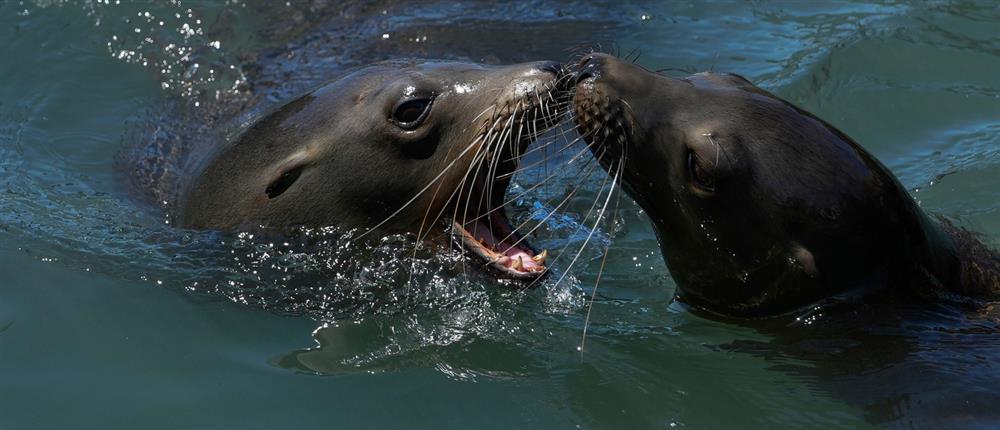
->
[521,119,577,146]
[534,117,580,140]
[530,101,542,150]
[487,155,607,278]
[414,143,466,263]
[497,129,598,179]
[562,42,602,63]
[555,67,578,84]
[544,90,570,120]
[534,88,546,120]
[537,94,552,127]
[421,104,504,248]
[471,104,498,125]
[579,239,611,353]
[422,139,493,245]
[580,151,627,352]
[355,133,487,240]
[515,110,527,162]
[480,108,505,209]
[412,101,519,282]
[516,143,613,293]
[492,106,523,194]
[705,133,720,167]
[413,124,504,281]
[653,66,694,75]
[490,150,605,257]
[501,123,590,164]
[447,139,493,252]
[548,155,621,289]
[542,91,559,116]
[498,137,589,179]
[483,104,519,222]
[456,115,506,247]
[481,141,507,243]
[618,99,639,138]
[414,117,497,253]
[471,136,601,226]
[505,132,609,286]
[462,129,499,215]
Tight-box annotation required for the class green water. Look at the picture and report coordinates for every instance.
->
[1,1,998,429]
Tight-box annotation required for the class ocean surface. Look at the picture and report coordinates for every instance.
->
[1,1,998,428]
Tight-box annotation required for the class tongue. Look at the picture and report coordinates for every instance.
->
[464,217,545,272]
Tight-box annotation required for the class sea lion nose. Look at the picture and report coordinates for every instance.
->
[575,55,605,84]
[536,61,564,77]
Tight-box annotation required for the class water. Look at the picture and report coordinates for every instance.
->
[1,1,998,428]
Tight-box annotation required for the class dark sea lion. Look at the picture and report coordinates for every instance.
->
[177,60,569,278]
[571,53,999,317]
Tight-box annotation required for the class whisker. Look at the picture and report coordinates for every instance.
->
[498,126,588,173]
[579,223,611,352]
[456,108,508,252]
[581,131,628,352]
[472,104,498,124]
[424,141,491,245]
[504,119,579,161]
[517,139,612,293]
[474,130,603,242]
[356,133,486,240]
[545,154,621,290]
[488,150,605,265]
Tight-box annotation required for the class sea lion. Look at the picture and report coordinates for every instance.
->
[178,60,570,278]
[572,53,999,317]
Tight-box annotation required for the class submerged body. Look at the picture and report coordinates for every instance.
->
[164,60,572,278]
[572,53,999,317]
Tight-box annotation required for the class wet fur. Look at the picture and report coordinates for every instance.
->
[571,52,1000,316]
[937,217,1000,296]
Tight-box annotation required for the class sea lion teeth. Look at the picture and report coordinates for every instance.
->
[170,59,567,281]
[511,256,524,271]
[531,249,548,263]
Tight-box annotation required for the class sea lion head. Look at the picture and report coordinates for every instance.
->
[180,60,570,279]
[572,53,946,317]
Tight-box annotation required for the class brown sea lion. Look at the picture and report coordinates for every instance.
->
[572,53,999,317]
[178,60,571,278]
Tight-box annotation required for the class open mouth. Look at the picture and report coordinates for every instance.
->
[453,212,547,279]
[450,123,551,279]
[449,71,569,279]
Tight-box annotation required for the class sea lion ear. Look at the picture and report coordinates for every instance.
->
[790,243,820,278]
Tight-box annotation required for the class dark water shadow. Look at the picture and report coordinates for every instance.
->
[717,293,1000,429]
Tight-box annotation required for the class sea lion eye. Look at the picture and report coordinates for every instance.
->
[688,151,715,192]
[391,98,433,129]
[265,165,303,199]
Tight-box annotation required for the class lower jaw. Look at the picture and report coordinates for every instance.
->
[447,101,561,280]
[450,213,547,280]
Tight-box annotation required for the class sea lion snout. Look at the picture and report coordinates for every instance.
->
[575,54,604,83]
[535,60,564,77]
[176,59,571,280]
